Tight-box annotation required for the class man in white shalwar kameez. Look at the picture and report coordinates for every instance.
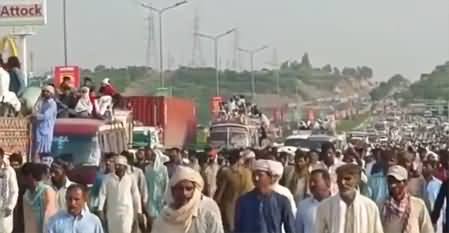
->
[97,155,144,233]
[270,160,297,216]
[315,163,384,233]
[0,148,19,233]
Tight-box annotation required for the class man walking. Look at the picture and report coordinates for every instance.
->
[0,148,19,233]
[97,155,144,233]
[315,164,383,233]
[151,166,223,233]
[234,159,295,233]
[295,169,332,233]
[46,184,104,233]
[49,159,74,211]
[381,165,434,233]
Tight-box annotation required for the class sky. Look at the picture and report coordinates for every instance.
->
[2,0,449,81]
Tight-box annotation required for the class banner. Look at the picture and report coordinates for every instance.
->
[54,66,80,89]
[0,0,47,26]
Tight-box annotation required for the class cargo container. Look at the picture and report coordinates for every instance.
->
[124,96,197,148]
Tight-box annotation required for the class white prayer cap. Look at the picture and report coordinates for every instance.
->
[278,146,296,156]
[253,159,271,173]
[169,165,204,190]
[427,151,439,161]
[254,159,283,176]
[43,85,55,95]
[270,160,284,177]
[102,78,110,84]
[241,149,255,160]
[114,155,128,166]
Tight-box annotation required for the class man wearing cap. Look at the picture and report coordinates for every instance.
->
[32,85,57,162]
[381,165,434,233]
[97,155,144,233]
[270,159,297,217]
[315,164,383,233]
[234,159,295,233]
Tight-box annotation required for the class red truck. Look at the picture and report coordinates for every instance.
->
[124,96,197,148]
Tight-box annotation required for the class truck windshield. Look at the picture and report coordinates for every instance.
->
[209,126,249,148]
[51,135,101,166]
[284,138,310,148]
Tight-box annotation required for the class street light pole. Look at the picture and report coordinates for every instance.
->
[196,28,235,96]
[63,0,68,66]
[141,1,188,88]
[238,45,268,98]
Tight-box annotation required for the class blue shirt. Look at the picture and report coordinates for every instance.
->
[426,176,442,210]
[295,197,321,233]
[234,190,295,233]
[46,209,104,233]
[367,171,389,206]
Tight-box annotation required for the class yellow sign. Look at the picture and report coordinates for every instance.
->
[0,36,18,57]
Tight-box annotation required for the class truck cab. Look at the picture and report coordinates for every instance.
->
[208,121,258,149]
[51,118,128,185]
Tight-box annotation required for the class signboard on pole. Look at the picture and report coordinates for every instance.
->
[54,66,80,89]
[0,0,47,26]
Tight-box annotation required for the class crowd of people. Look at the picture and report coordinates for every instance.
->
[0,131,449,233]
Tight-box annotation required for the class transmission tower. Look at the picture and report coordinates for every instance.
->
[144,8,157,68]
[190,9,205,67]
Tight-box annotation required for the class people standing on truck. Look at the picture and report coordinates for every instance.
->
[0,148,19,233]
[144,149,169,231]
[6,56,25,98]
[97,155,144,233]
[0,56,21,116]
[214,150,253,233]
[22,163,57,233]
[74,87,93,118]
[151,166,224,233]
[49,159,74,211]
[46,184,104,233]
[98,78,117,97]
[32,86,57,162]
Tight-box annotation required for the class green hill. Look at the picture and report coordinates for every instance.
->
[408,61,449,99]
[77,54,373,123]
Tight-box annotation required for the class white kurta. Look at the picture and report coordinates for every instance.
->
[129,166,148,207]
[98,173,142,233]
[52,179,74,211]
[0,164,19,233]
[315,192,384,233]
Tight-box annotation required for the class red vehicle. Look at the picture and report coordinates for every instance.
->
[124,96,197,148]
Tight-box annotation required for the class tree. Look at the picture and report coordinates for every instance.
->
[342,67,357,77]
[322,64,332,73]
[280,61,290,70]
[333,67,340,76]
[94,65,107,73]
[359,66,373,79]
[300,53,312,69]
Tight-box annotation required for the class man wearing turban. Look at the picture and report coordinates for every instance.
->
[234,159,296,233]
[151,166,223,233]
[32,85,57,162]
